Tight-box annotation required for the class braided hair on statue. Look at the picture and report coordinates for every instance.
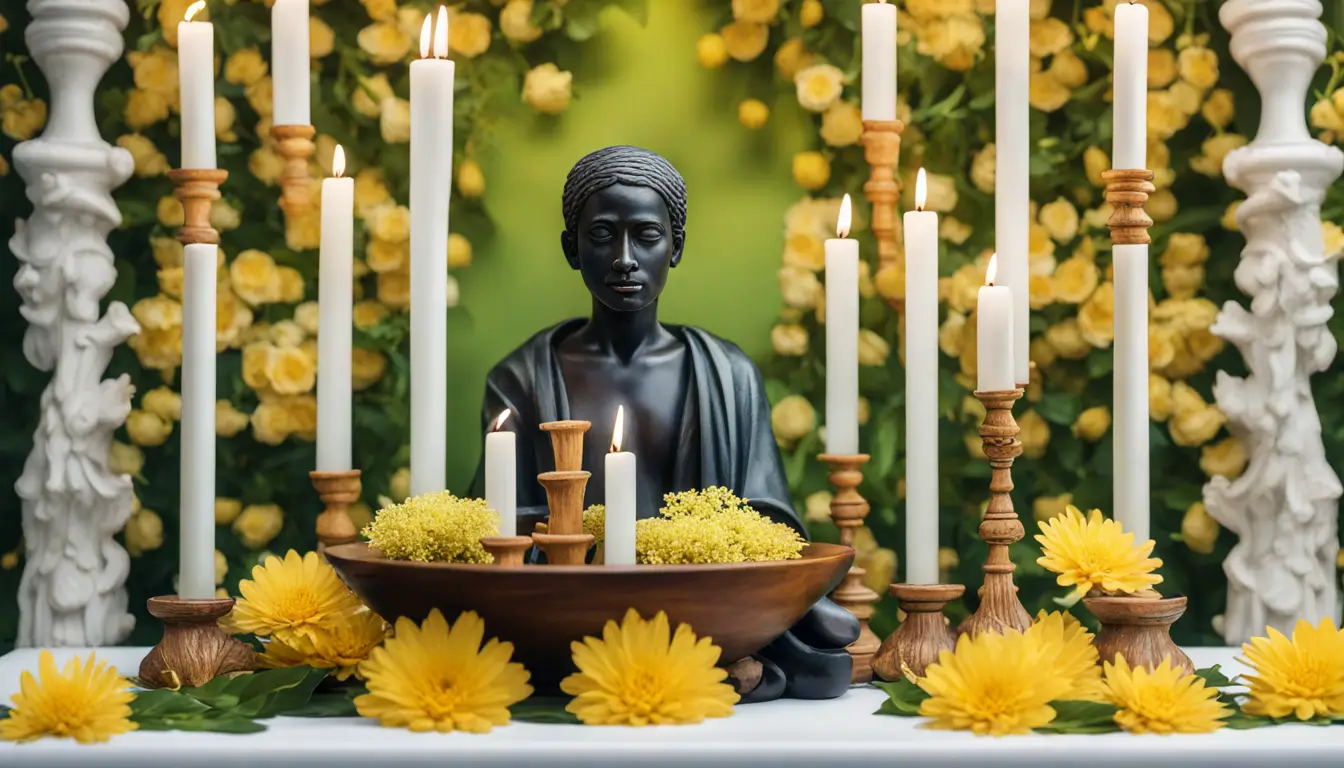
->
[561,146,688,250]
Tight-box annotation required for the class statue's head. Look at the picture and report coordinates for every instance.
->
[561,146,687,312]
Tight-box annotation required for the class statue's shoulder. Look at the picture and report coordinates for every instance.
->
[486,319,583,391]
[674,325,763,382]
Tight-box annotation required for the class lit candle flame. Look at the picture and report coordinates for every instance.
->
[185,0,206,22]
[492,410,511,432]
[836,194,852,239]
[419,13,433,59]
[915,168,928,212]
[332,145,346,178]
[610,405,625,453]
[986,253,998,286]
[434,5,450,59]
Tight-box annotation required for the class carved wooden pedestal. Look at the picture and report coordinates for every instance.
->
[819,453,880,684]
[873,583,964,680]
[139,596,255,689]
[310,470,362,553]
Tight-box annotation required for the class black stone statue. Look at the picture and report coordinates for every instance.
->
[472,146,858,702]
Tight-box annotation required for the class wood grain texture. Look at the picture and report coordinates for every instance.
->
[168,168,228,245]
[310,470,361,553]
[270,124,316,217]
[539,420,591,472]
[818,454,880,684]
[1102,169,1156,245]
[1085,595,1195,674]
[873,583,965,680]
[480,535,534,566]
[862,120,906,312]
[138,596,255,689]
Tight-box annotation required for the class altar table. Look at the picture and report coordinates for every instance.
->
[0,646,1339,766]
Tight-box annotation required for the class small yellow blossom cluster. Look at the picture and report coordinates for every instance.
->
[583,504,606,544]
[1,83,47,141]
[363,491,499,563]
[904,0,986,74]
[1309,86,1344,144]
[635,487,805,565]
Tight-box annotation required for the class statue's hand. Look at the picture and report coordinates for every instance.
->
[789,596,860,649]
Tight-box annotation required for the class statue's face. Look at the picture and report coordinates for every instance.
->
[562,183,682,312]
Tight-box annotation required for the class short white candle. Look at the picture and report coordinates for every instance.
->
[179,243,217,600]
[485,411,517,537]
[271,0,311,126]
[409,8,455,496]
[176,2,215,170]
[1113,2,1149,170]
[1114,244,1150,542]
[860,0,897,122]
[976,255,1015,393]
[825,194,859,455]
[604,406,637,566]
[903,170,939,585]
[996,0,1030,386]
[316,145,353,472]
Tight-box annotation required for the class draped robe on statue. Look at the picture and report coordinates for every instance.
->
[472,318,857,701]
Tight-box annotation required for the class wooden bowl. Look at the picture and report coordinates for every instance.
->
[326,542,854,690]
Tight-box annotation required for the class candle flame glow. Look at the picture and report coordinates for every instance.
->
[986,253,999,286]
[419,13,433,59]
[434,5,450,59]
[915,168,928,212]
[332,145,346,178]
[610,405,625,453]
[184,1,206,22]
[836,194,852,238]
[492,410,511,432]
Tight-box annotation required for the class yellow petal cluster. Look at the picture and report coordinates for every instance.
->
[1241,618,1344,721]
[0,651,136,744]
[1035,506,1163,600]
[228,550,364,654]
[1103,655,1230,734]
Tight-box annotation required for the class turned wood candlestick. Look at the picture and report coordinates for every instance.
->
[1085,595,1194,674]
[534,470,593,565]
[480,535,534,566]
[540,420,591,472]
[139,596,255,689]
[819,453,880,684]
[862,119,905,312]
[271,124,316,217]
[310,470,362,553]
[168,168,228,246]
[1102,169,1156,245]
[958,390,1032,637]
[872,583,965,680]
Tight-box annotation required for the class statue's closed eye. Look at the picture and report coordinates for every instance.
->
[636,225,664,243]
[589,224,614,242]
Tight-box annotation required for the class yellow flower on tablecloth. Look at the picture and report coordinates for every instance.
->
[125,409,172,447]
[379,97,411,144]
[123,507,164,556]
[771,324,808,356]
[457,160,486,198]
[229,550,361,651]
[0,651,136,744]
[732,0,778,24]
[779,262,822,306]
[721,21,768,62]
[358,21,411,65]
[799,0,823,27]
[1035,506,1163,601]
[224,48,267,86]
[107,441,144,477]
[737,98,769,130]
[116,134,169,178]
[353,301,391,330]
[215,497,243,526]
[449,10,493,58]
[1180,501,1220,555]
[1027,610,1107,702]
[970,143,996,194]
[561,609,738,726]
[774,38,813,80]
[1104,656,1230,734]
[150,237,182,269]
[1072,406,1110,442]
[696,33,729,69]
[917,628,1072,736]
[523,63,573,114]
[792,151,830,191]
[795,64,845,113]
[357,609,532,732]
[263,609,388,681]
[770,394,815,445]
[232,503,285,550]
[1241,618,1344,721]
[231,249,282,307]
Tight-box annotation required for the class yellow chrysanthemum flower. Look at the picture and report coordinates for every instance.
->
[356,610,532,732]
[0,651,136,744]
[1026,610,1107,702]
[1035,506,1163,601]
[1240,618,1344,721]
[1103,655,1231,734]
[228,550,364,652]
[561,609,739,726]
[917,628,1073,736]
[262,609,389,681]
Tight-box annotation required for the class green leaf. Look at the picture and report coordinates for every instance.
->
[869,416,899,480]
[510,697,582,724]
[1195,665,1237,688]
[872,679,929,716]
[1035,392,1081,426]
[130,689,214,720]
[136,714,268,734]
[287,686,364,717]
[180,666,329,719]
[1222,711,1278,730]
[1034,700,1120,733]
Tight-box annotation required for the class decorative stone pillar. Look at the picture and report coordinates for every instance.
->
[1205,0,1344,645]
[11,0,138,647]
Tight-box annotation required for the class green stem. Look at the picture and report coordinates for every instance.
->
[6,53,35,99]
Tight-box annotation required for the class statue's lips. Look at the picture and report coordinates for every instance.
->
[607,281,644,294]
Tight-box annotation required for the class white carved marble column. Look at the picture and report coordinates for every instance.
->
[1206,0,1344,645]
[11,0,138,647]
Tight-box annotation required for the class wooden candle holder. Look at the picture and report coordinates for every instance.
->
[1102,169,1156,245]
[310,470,362,553]
[818,453,881,684]
[958,390,1033,638]
[539,420,591,472]
[139,596,255,689]
[862,119,905,311]
[872,583,965,680]
[270,125,316,217]
[480,535,534,566]
[534,470,593,565]
[1084,595,1194,674]
[168,168,228,246]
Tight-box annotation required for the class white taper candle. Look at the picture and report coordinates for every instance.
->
[903,170,939,584]
[1114,244,1150,541]
[977,255,1015,393]
[271,0,311,126]
[176,3,215,170]
[316,146,353,472]
[604,406,637,566]
[996,0,1031,386]
[1113,2,1149,170]
[825,195,859,455]
[861,0,898,122]
[485,411,517,537]
[179,243,217,600]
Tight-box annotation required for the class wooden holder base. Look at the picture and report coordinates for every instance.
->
[480,535,533,566]
[139,596,255,689]
[1084,595,1194,674]
[862,119,905,312]
[540,420,591,473]
[270,125,316,217]
[168,168,228,246]
[531,532,595,566]
[537,470,589,534]
[1102,169,1156,246]
[310,470,362,553]
[958,390,1032,638]
[818,453,880,684]
[873,583,965,681]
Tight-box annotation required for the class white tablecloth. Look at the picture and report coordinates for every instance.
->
[0,646,1336,766]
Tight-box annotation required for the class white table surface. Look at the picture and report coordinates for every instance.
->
[0,646,1335,766]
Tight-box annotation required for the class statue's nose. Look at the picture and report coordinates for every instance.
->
[613,235,637,274]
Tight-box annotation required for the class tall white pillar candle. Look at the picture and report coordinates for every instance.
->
[976,255,1015,392]
[861,0,897,121]
[485,411,517,537]
[604,406,637,566]
[825,195,859,455]
[903,170,939,584]
[176,3,215,170]
[179,243,217,600]
[316,146,353,472]
[1113,2,1150,170]
[996,0,1031,386]
[1114,244,1150,542]
[271,0,311,126]
[409,9,454,497]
